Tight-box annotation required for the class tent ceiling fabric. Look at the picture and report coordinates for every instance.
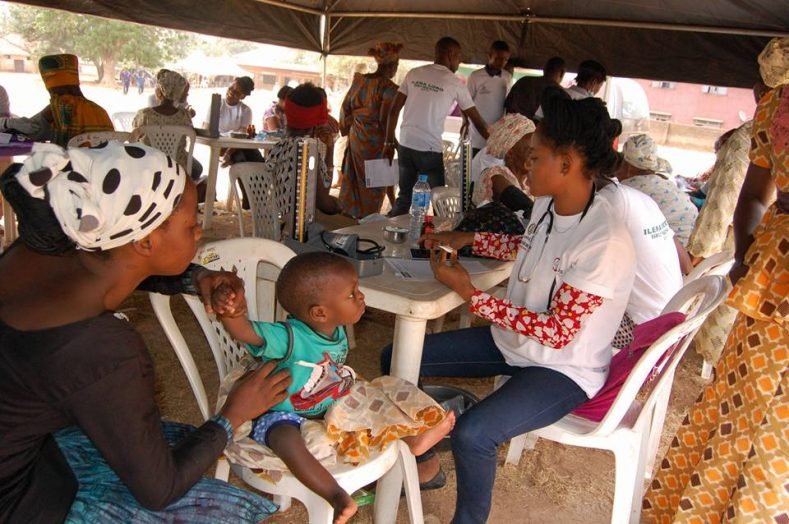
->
[8,0,787,87]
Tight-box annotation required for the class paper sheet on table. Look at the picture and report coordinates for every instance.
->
[386,258,494,281]
[364,158,399,188]
[0,133,13,145]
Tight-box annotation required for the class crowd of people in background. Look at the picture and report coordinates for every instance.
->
[0,33,786,524]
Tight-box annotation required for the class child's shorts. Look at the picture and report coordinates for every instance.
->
[251,412,305,447]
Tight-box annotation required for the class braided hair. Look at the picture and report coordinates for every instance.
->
[539,87,622,178]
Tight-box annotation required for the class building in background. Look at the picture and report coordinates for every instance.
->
[0,33,35,73]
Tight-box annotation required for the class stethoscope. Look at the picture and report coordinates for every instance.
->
[518,185,596,309]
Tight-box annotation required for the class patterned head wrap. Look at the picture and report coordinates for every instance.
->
[758,37,789,88]
[39,54,80,90]
[656,157,673,175]
[623,133,659,171]
[368,42,403,65]
[15,141,186,251]
[155,69,188,101]
[486,113,536,158]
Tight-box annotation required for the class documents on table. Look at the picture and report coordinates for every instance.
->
[385,258,494,281]
[364,158,399,188]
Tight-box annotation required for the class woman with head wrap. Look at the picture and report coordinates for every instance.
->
[132,69,203,182]
[0,54,113,146]
[643,37,789,523]
[471,113,536,216]
[616,133,698,246]
[0,142,290,522]
[337,42,402,218]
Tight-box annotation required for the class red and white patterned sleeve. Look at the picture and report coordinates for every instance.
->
[469,282,604,349]
[471,232,521,261]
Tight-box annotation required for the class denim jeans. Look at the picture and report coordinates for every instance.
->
[381,326,588,524]
[391,145,444,216]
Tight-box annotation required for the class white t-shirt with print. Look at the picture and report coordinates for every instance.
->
[204,99,253,135]
[398,64,475,153]
[597,182,683,325]
[467,68,511,149]
[491,196,636,397]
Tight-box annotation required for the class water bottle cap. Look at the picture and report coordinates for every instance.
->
[417,174,428,182]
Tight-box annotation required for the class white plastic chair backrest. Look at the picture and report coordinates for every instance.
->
[591,275,728,436]
[67,131,131,148]
[431,186,461,218]
[228,163,282,240]
[137,125,195,175]
[149,238,296,419]
[683,250,735,284]
[111,111,136,132]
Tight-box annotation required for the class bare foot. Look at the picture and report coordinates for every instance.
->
[331,490,358,524]
[404,411,457,457]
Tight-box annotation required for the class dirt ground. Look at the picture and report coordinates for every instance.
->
[127,206,710,524]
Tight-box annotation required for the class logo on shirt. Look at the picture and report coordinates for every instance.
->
[412,80,444,93]
[643,220,670,240]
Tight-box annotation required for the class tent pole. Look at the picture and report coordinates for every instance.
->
[328,11,786,37]
[255,0,322,15]
[320,13,330,87]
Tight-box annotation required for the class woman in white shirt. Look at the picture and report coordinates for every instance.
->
[382,94,636,524]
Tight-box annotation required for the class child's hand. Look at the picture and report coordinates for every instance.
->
[194,268,247,317]
[211,284,248,318]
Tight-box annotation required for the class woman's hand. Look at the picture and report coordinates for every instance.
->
[220,362,291,430]
[420,231,475,252]
[194,268,247,317]
[383,142,396,164]
[429,247,476,301]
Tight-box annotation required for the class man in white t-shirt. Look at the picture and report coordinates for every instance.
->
[465,41,512,156]
[384,37,490,216]
[597,180,683,342]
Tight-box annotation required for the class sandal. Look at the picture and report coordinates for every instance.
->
[401,449,446,494]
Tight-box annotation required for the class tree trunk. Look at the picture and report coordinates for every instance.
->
[99,56,117,87]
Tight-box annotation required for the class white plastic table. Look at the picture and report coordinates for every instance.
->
[335,216,513,524]
[195,135,279,229]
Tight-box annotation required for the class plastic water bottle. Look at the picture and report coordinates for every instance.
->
[408,174,431,245]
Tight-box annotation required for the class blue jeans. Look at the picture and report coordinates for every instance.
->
[391,145,444,216]
[381,327,588,524]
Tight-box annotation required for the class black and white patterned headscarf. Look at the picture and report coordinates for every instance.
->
[16,141,186,251]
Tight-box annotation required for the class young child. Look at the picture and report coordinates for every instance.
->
[215,252,455,524]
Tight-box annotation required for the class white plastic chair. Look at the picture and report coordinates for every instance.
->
[111,111,136,132]
[503,275,728,524]
[228,163,283,240]
[683,250,735,378]
[149,238,422,524]
[683,250,735,285]
[135,124,195,176]
[68,131,131,148]
[431,186,461,218]
[444,159,461,188]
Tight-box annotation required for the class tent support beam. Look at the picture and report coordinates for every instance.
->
[328,11,786,38]
[253,0,322,16]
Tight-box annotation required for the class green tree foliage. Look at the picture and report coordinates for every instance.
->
[9,5,194,84]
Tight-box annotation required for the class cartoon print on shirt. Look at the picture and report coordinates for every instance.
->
[290,353,356,413]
